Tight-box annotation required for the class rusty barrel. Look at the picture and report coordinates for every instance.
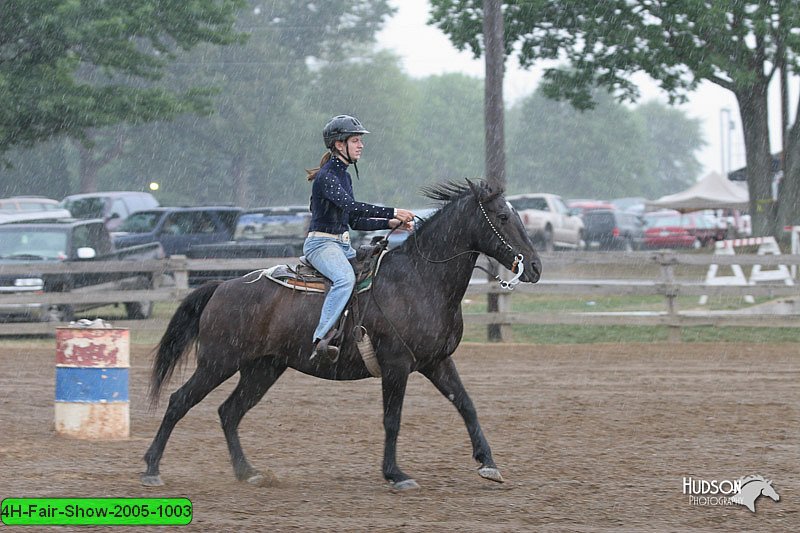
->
[54,326,130,439]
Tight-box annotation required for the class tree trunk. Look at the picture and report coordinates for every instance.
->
[776,96,800,232]
[76,131,126,193]
[735,85,775,236]
[229,153,250,208]
[484,0,505,341]
[484,0,505,193]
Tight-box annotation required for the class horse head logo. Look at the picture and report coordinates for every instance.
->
[732,475,780,513]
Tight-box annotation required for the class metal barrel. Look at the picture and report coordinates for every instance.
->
[54,327,130,439]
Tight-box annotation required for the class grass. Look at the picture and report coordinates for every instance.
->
[56,292,799,348]
[461,292,800,343]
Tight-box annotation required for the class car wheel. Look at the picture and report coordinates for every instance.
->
[42,305,74,323]
[125,301,153,320]
[622,237,634,252]
[537,228,554,253]
[577,231,587,251]
[691,238,702,249]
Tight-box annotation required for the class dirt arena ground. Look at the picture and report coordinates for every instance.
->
[1,341,797,531]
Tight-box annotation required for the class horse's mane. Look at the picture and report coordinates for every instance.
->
[419,180,476,203]
[411,179,503,236]
[740,475,770,486]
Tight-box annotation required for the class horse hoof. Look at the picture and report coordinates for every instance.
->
[390,479,420,491]
[478,466,504,483]
[246,474,265,486]
[140,474,164,487]
[245,470,278,487]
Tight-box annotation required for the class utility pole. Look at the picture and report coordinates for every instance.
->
[484,0,505,193]
[484,0,506,341]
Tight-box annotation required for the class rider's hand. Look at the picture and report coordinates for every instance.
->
[388,218,402,229]
[394,208,415,223]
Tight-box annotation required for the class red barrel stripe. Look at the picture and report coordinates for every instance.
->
[55,328,130,368]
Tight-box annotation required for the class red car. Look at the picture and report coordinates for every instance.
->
[643,211,700,249]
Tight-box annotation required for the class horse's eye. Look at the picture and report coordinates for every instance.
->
[498,213,509,223]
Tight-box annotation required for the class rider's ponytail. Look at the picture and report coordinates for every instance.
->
[305,152,332,181]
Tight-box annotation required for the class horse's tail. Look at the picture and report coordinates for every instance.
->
[148,280,222,409]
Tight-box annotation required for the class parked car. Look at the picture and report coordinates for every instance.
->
[0,196,72,224]
[684,212,728,246]
[610,197,648,215]
[582,209,645,251]
[111,206,241,256]
[567,200,617,219]
[0,219,163,322]
[233,205,310,243]
[186,206,311,286]
[507,193,585,251]
[642,211,700,249]
[60,191,159,231]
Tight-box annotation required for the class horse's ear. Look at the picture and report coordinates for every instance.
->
[465,178,480,199]
[466,178,492,202]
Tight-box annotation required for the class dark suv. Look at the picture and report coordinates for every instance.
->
[582,209,644,251]
[0,219,161,321]
[112,206,241,256]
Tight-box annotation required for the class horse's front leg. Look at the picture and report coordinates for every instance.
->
[420,356,504,483]
[381,361,418,490]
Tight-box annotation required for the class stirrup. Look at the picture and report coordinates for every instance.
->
[311,330,340,362]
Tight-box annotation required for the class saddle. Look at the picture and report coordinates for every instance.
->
[244,237,388,294]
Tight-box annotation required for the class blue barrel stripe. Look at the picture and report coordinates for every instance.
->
[55,367,129,403]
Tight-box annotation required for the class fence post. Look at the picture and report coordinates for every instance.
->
[496,289,513,342]
[658,252,681,342]
[170,255,189,291]
[486,262,502,341]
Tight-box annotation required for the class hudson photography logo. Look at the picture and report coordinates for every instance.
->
[682,475,780,513]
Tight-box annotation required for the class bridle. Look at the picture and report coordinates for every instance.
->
[410,196,525,290]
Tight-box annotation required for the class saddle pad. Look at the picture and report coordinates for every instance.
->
[244,250,388,293]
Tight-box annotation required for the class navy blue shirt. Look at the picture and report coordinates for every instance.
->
[308,156,395,234]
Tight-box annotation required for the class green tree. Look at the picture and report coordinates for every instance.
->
[0,0,247,155]
[507,89,649,199]
[633,101,706,198]
[429,0,800,235]
[109,0,395,206]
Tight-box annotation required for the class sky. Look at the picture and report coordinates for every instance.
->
[376,0,796,183]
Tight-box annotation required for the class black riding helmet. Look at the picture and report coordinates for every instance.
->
[323,115,369,177]
[323,115,369,151]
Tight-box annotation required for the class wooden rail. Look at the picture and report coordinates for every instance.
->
[0,252,797,338]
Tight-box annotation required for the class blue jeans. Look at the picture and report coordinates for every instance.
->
[303,235,356,341]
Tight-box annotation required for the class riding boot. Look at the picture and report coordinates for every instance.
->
[311,328,339,362]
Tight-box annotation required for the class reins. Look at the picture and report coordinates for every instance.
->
[410,201,525,290]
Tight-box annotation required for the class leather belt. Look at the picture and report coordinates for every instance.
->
[307,231,350,242]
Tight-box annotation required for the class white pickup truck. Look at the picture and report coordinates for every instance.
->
[507,193,585,251]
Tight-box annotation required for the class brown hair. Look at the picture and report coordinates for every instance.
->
[305,152,332,181]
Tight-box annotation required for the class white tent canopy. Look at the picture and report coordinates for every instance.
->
[646,171,749,212]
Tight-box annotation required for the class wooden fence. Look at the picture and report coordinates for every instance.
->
[0,252,798,338]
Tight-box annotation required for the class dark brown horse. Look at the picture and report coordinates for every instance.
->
[142,180,541,490]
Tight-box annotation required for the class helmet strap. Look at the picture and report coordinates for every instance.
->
[333,142,360,179]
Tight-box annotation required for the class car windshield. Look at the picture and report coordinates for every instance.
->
[0,229,68,259]
[62,197,105,219]
[117,211,161,233]
[645,215,683,228]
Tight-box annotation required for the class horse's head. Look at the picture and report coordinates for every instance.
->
[761,479,780,502]
[465,179,542,284]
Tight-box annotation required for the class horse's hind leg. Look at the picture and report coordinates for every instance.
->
[218,357,286,485]
[141,361,237,486]
[420,356,504,483]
